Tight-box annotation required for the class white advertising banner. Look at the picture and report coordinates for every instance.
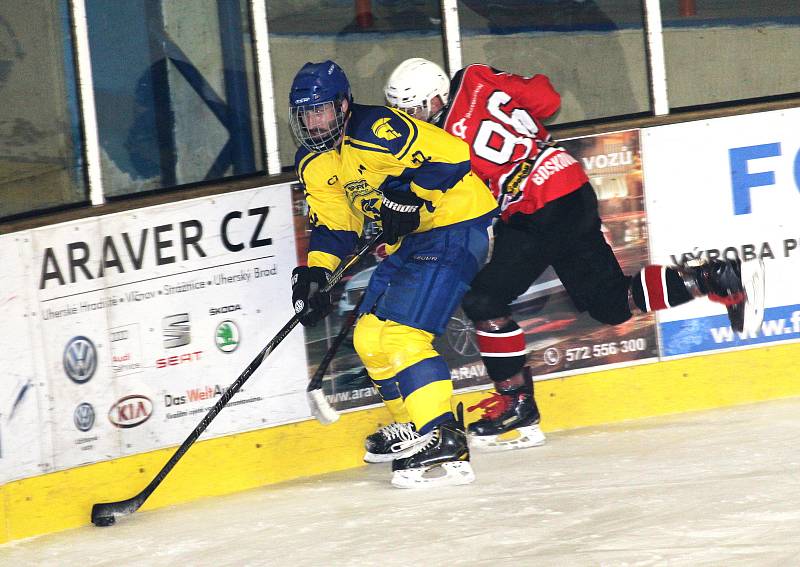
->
[642,107,800,357]
[3,182,307,478]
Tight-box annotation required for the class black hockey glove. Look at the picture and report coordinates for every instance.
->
[380,188,424,245]
[291,266,333,327]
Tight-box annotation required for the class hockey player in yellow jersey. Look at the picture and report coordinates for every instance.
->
[289,60,497,488]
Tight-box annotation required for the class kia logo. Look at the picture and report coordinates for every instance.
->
[63,336,97,383]
[162,313,190,348]
[108,395,153,428]
[74,402,95,432]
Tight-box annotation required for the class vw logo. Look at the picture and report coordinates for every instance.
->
[74,402,95,432]
[63,336,97,383]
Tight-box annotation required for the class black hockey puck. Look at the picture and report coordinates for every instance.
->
[92,515,116,527]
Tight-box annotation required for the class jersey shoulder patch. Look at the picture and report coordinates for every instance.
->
[347,103,415,156]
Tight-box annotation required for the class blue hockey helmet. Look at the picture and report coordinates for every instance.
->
[289,60,352,152]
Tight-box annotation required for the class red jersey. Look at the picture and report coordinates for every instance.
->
[440,64,588,221]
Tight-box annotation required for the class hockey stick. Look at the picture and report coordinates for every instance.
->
[91,232,382,527]
[306,293,366,424]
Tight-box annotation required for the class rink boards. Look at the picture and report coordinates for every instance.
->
[1,106,799,543]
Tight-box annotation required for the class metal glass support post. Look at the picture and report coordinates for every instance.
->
[68,0,104,205]
[250,0,281,175]
[441,0,463,78]
[643,0,669,115]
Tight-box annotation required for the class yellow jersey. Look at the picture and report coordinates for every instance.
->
[295,103,498,271]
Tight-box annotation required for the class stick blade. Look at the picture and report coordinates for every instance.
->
[91,496,142,527]
[307,388,339,424]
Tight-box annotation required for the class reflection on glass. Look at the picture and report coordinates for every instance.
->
[0,1,85,220]
[266,0,445,169]
[458,0,650,124]
[662,2,800,107]
[85,0,263,197]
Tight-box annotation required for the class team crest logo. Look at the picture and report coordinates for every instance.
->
[371,118,401,141]
[344,179,374,201]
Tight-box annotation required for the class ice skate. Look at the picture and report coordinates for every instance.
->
[467,369,545,452]
[696,258,765,334]
[364,422,422,463]
[391,405,474,488]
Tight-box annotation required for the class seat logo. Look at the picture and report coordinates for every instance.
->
[163,313,190,348]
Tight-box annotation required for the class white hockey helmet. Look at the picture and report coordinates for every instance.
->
[384,58,450,123]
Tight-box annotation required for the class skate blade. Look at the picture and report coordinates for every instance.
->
[741,259,765,335]
[364,439,428,464]
[469,424,546,452]
[391,460,475,488]
[364,452,397,464]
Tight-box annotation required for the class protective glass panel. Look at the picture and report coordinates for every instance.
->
[266,0,446,169]
[85,0,263,197]
[662,2,800,108]
[457,0,650,124]
[0,1,85,219]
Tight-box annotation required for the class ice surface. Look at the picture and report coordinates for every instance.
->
[3,398,800,566]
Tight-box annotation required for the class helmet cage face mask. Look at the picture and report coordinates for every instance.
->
[290,98,347,153]
[289,60,351,153]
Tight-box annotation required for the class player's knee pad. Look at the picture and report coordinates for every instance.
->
[476,320,527,381]
[353,314,393,380]
[462,288,511,322]
[379,321,437,376]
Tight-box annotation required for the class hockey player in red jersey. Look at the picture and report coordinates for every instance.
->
[383,58,765,451]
